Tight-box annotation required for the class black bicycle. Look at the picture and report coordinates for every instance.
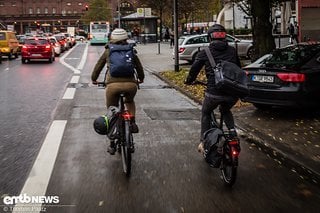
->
[96,82,134,177]
[188,80,241,186]
[210,108,241,187]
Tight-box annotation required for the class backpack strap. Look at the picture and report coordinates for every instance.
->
[204,47,217,68]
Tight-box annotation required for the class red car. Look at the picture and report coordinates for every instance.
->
[21,37,55,63]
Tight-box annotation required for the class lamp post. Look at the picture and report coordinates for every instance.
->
[174,0,179,72]
[118,0,121,28]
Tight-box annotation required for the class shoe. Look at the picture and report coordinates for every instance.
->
[198,142,205,154]
[107,141,116,155]
[130,122,139,133]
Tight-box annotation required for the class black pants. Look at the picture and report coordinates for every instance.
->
[201,93,238,140]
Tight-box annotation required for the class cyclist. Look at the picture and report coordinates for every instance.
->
[184,24,241,154]
[91,28,145,154]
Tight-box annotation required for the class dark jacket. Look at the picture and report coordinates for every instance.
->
[185,40,241,96]
[91,41,144,84]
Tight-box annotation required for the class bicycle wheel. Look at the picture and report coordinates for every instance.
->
[220,145,238,186]
[121,120,132,177]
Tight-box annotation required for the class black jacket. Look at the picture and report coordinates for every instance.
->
[185,40,241,96]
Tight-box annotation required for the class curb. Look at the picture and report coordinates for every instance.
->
[151,70,320,187]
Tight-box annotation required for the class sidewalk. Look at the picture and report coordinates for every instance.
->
[135,42,320,186]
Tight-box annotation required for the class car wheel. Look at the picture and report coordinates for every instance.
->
[48,57,53,63]
[22,58,27,64]
[247,47,254,60]
[253,103,271,110]
[8,52,13,60]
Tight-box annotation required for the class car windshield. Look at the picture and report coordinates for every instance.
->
[25,39,49,45]
[178,37,186,45]
[265,44,320,69]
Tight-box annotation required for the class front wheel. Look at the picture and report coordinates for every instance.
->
[121,121,132,177]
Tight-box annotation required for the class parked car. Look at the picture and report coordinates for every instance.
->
[176,33,253,63]
[0,30,19,60]
[48,36,61,56]
[21,37,55,63]
[75,35,85,41]
[243,42,320,109]
[0,50,2,63]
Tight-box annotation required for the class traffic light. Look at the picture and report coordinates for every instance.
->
[85,5,88,11]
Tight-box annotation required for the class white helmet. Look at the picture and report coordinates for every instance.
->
[111,28,128,42]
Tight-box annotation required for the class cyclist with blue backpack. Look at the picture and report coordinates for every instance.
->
[91,28,145,154]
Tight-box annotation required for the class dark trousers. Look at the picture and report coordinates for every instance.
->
[201,93,238,140]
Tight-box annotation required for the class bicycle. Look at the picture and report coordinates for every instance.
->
[189,80,241,187]
[209,107,241,187]
[96,82,134,177]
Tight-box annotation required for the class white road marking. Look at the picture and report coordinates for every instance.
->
[62,88,76,99]
[59,43,81,74]
[70,75,80,84]
[77,42,88,70]
[12,120,67,213]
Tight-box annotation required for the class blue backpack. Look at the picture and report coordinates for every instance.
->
[109,44,135,77]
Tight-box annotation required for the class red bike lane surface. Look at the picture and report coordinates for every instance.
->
[136,42,320,186]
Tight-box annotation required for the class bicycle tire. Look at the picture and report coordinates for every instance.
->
[121,120,132,177]
[220,145,238,187]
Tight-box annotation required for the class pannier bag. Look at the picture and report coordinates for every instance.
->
[204,48,249,98]
[203,127,224,168]
[93,106,120,139]
[109,44,135,78]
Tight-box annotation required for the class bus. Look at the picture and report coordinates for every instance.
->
[89,21,110,45]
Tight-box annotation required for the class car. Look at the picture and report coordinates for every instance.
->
[48,36,62,56]
[54,34,68,52]
[21,37,55,63]
[75,35,86,41]
[16,34,27,54]
[62,33,73,48]
[0,30,19,60]
[243,42,320,109]
[0,50,2,63]
[176,33,253,63]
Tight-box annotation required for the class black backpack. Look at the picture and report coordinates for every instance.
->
[109,44,135,78]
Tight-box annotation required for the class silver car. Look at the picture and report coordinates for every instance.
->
[48,37,61,56]
[176,34,254,63]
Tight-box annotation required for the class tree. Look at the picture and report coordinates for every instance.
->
[80,0,112,24]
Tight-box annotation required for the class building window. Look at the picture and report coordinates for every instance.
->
[52,7,56,14]
[78,3,82,6]
[67,3,71,6]
[36,7,40,14]
[29,8,33,14]
[12,2,16,7]
[68,10,72,14]
[44,7,48,14]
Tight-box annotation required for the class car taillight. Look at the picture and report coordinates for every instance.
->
[178,47,185,53]
[22,45,27,50]
[276,73,305,82]
[45,45,51,51]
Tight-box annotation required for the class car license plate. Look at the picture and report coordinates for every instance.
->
[252,75,274,83]
[32,54,42,57]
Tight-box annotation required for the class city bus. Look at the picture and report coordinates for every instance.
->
[89,21,110,45]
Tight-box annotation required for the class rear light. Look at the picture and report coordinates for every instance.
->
[178,47,185,53]
[276,73,305,82]
[45,45,51,51]
[229,140,240,157]
[122,112,133,120]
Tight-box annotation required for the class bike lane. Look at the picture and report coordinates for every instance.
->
[37,43,320,213]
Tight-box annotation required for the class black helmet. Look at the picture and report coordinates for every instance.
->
[93,115,109,135]
[207,24,226,40]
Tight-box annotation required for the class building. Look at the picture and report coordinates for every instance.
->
[0,0,141,35]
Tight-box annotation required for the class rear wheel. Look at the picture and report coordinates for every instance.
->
[21,58,27,64]
[220,145,237,187]
[121,121,132,177]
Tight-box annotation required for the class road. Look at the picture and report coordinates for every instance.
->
[0,42,319,213]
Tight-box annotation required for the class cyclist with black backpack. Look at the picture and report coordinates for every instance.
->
[91,28,145,154]
[184,24,241,154]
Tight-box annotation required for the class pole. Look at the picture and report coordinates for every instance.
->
[118,0,121,28]
[174,0,179,72]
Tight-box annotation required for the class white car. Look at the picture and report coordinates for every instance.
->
[48,37,62,56]
[176,34,254,63]
[75,35,86,41]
